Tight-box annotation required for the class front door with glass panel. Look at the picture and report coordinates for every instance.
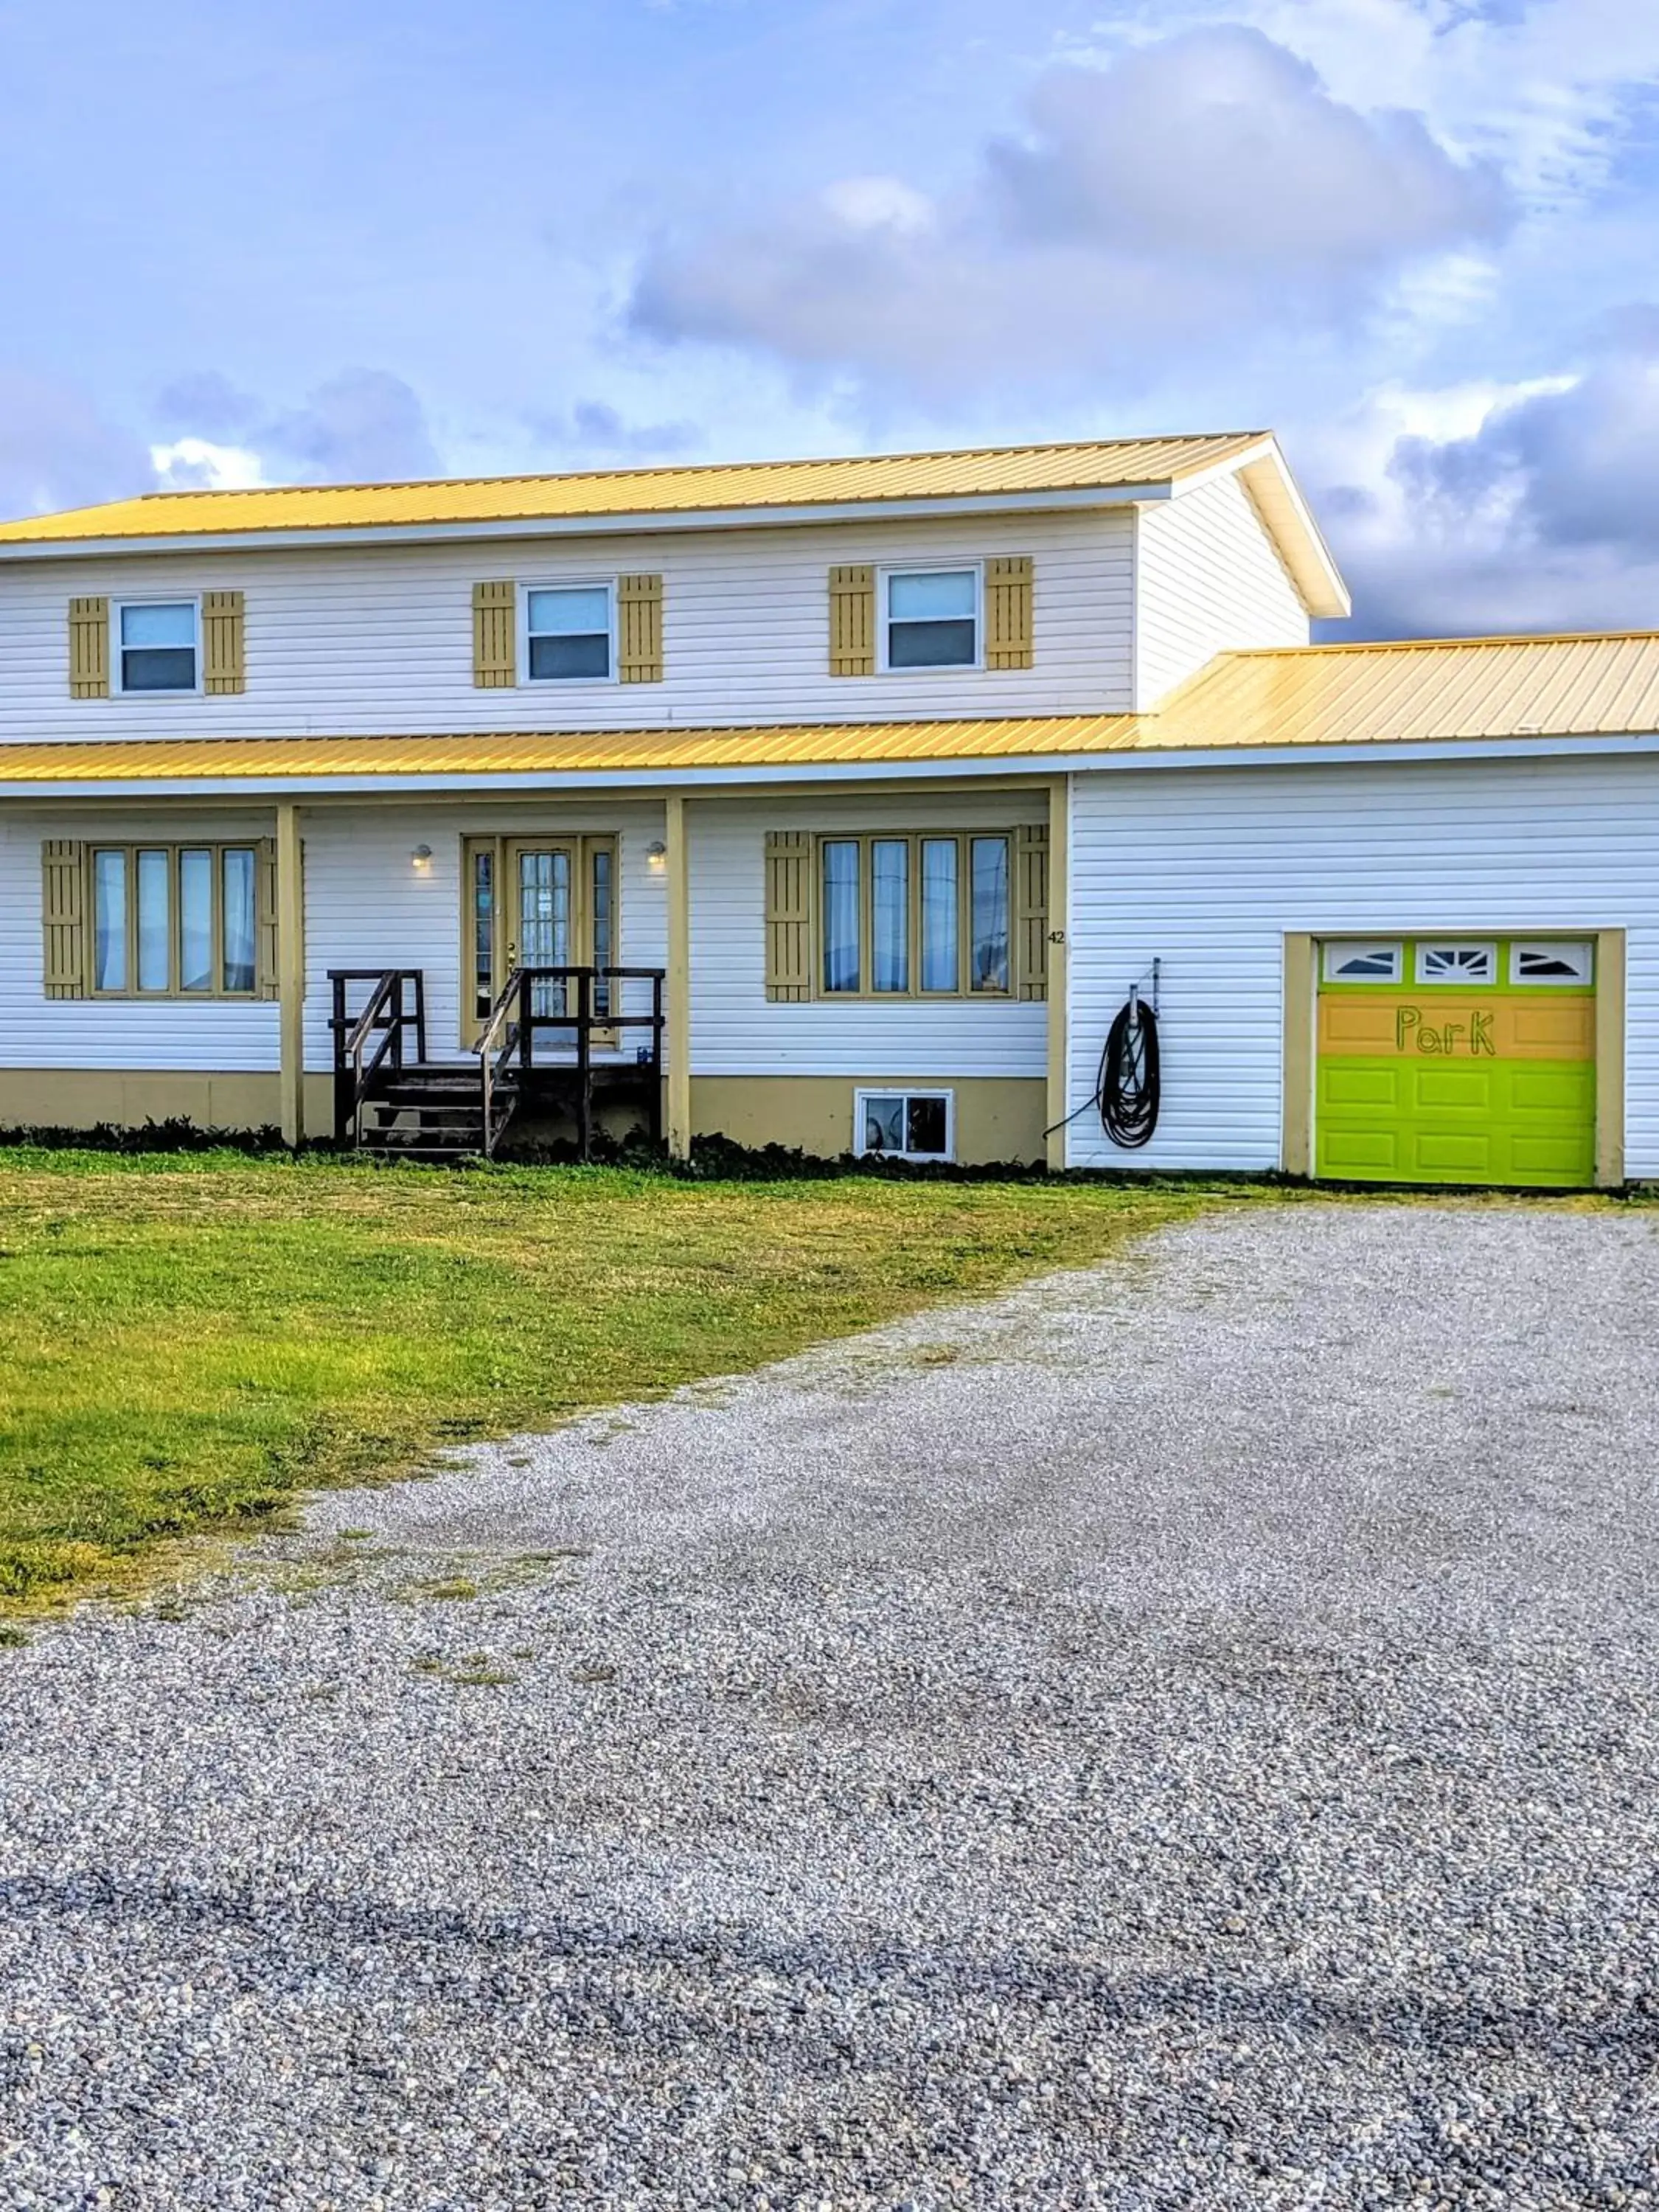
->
[465,835,616,1041]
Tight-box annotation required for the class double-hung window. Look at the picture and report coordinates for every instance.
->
[116,601,199,693]
[818,832,1013,997]
[91,844,259,996]
[525,585,613,681]
[883,568,978,669]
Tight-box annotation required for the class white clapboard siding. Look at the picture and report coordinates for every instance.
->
[0,809,280,1069]
[299,801,669,1070]
[1065,753,1659,1176]
[689,793,1049,1079]
[0,510,1133,744]
[1135,472,1309,709]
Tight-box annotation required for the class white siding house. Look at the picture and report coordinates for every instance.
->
[2,428,1653,1190]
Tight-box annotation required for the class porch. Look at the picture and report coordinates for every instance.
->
[329,964,666,1160]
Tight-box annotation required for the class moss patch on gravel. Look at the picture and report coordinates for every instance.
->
[0,1148,1238,1610]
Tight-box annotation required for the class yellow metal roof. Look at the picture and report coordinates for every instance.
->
[1145,629,1659,750]
[0,434,1268,544]
[0,716,1139,782]
[2,632,1654,785]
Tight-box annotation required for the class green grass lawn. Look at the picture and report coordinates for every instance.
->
[0,1150,1234,1609]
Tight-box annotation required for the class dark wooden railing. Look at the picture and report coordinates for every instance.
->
[328,969,427,1147]
[478,966,665,1158]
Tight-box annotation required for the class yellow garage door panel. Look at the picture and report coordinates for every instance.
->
[1318,992,1593,1062]
[1511,998,1597,1054]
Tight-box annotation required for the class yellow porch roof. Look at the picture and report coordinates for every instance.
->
[0,434,1267,545]
[1,631,1655,787]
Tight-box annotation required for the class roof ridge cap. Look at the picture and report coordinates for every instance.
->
[125,430,1273,506]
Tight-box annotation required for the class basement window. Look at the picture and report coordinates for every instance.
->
[855,1089,954,1161]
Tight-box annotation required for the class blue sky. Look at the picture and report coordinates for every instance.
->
[4,0,1659,636]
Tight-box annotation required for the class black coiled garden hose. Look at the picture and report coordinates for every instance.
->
[1099,995,1161,1148]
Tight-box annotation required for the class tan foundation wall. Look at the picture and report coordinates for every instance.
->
[0,1069,333,1132]
[0,1068,1046,1164]
[692,1075,1047,1165]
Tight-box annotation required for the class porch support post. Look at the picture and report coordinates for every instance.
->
[276,801,307,1150]
[1045,774,1069,1173]
[665,792,692,1161]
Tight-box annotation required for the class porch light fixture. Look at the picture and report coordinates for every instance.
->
[411,843,434,873]
[645,840,667,872]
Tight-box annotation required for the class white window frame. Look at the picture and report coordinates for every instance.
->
[518,579,618,688]
[853,1088,956,1163]
[1510,940,1596,987]
[1322,941,1402,984]
[111,596,203,698]
[877,563,984,675]
[1415,939,1498,986]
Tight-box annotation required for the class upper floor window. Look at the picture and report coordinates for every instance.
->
[117,601,199,693]
[525,585,613,681]
[884,568,979,669]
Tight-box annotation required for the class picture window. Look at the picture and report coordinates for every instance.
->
[818,831,1015,998]
[91,844,259,997]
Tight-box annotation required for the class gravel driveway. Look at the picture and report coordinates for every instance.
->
[4,1202,1659,2210]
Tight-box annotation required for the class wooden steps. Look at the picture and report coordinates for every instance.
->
[359,1064,507,1161]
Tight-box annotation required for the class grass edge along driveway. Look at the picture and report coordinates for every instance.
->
[0,1150,1242,1611]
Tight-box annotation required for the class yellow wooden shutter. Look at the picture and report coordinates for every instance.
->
[69,597,109,699]
[202,590,246,695]
[829,566,875,677]
[1015,823,1048,1001]
[255,838,280,999]
[618,573,663,684]
[41,841,89,998]
[986,556,1034,671]
[473,581,516,687]
[765,831,812,1002]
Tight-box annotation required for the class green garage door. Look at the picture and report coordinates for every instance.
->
[1315,937,1596,1189]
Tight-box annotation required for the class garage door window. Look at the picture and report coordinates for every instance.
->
[1512,941,1594,985]
[1324,942,1401,982]
[1416,942,1496,984]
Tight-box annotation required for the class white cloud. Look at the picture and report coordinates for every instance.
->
[1293,321,1659,636]
[152,368,442,487]
[627,27,1510,397]
[819,176,935,236]
[150,437,266,491]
